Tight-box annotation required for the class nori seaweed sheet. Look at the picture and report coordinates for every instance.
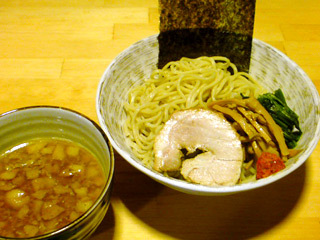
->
[158,0,256,72]
[158,28,253,72]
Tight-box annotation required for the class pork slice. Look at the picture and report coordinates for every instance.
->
[181,151,242,186]
[153,109,243,180]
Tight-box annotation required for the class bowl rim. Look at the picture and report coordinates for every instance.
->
[0,105,115,239]
[96,34,320,195]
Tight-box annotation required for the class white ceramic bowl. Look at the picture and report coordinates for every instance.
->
[0,106,114,239]
[96,34,320,195]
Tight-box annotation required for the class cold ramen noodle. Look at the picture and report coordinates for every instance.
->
[0,139,105,238]
[124,56,302,186]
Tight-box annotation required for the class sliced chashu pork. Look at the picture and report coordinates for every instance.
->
[153,109,243,186]
[181,151,243,186]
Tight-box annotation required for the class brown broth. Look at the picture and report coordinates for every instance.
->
[0,138,106,238]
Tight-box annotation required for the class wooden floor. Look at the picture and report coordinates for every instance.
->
[0,0,320,239]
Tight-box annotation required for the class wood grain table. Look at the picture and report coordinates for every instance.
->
[0,0,320,239]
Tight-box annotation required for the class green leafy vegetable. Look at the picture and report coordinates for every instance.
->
[258,89,302,149]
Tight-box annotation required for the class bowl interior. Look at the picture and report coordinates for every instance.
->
[0,107,113,177]
[97,35,320,195]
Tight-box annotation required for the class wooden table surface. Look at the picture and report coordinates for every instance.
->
[1,0,320,239]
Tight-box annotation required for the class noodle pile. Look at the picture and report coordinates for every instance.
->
[124,56,266,168]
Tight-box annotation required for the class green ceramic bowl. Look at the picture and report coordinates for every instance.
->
[0,106,114,240]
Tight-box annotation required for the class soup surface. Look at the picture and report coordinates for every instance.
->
[0,138,106,238]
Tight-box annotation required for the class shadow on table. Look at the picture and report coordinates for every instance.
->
[91,151,162,239]
[114,151,307,240]
[91,198,116,239]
